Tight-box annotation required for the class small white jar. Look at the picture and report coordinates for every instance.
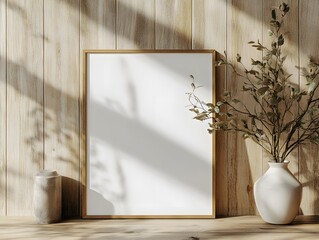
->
[33,170,62,224]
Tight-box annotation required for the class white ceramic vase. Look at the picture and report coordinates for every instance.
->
[254,161,302,224]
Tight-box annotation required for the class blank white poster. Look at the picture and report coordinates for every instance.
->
[85,52,214,217]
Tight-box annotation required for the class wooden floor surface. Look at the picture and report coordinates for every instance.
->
[0,216,319,240]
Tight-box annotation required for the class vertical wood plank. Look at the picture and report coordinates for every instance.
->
[227,0,263,216]
[0,0,6,216]
[44,0,80,217]
[2,0,319,217]
[80,0,116,216]
[7,0,43,215]
[192,0,228,216]
[192,0,226,53]
[299,0,319,215]
[262,0,299,178]
[155,0,192,49]
[117,0,155,49]
[80,0,116,50]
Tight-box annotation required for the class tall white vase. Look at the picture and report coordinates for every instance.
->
[254,161,302,224]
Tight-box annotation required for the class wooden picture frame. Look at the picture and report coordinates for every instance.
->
[82,50,216,219]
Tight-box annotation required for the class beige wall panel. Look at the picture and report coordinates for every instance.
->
[192,0,228,217]
[155,0,192,49]
[44,0,80,217]
[3,0,319,217]
[192,0,226,53]
[81,0,116,49]
[0,0,6,216]
[117,0,155,49]
[7,0,44,215]
[226,0,263,216]
[299,0,319,215]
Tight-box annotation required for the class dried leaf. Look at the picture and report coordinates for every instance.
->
[274,84,284,92]
[278,34,284,46]
[270,97,281,105]
[194,113,208,121]
[251,117,256,126]
[308,82,316,93]
[268,29,274,36]
[241,119,248,129]
[271,9,276,20]
[262,78,271,85]
[206,103,214,108]
[216,101,224,106]
[279,2,290,15]
[242,86,251,91]
[189,108,199,114]
[248,70,259,75]
[281,55,287,62]
[257,86,269,95]
[236,54,241,62]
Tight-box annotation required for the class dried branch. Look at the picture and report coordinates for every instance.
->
[187,2,319,162]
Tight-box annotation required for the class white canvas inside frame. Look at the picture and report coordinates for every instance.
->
[85,52,214,217]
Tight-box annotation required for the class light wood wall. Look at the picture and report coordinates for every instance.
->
[0,0,319,217]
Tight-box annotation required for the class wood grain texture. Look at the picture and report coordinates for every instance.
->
[2,0,319,217]
[226,0,263,216]
[192,0,226,52]
[7,0,44,215]
[44,0,80,217]
[1,216,319,239]
[80,0,116,49]
[0,0,6,215]
[192,0,227,217]
[299,0,319,215]
[117,0,155,49]
[155,0,192,49]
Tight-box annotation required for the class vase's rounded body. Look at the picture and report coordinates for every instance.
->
[254,161,302,224]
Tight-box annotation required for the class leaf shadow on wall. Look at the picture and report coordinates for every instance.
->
[3,54,216,216]
[3,0,257,217]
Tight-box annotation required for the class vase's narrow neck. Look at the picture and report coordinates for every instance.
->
[268,161,289,169]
